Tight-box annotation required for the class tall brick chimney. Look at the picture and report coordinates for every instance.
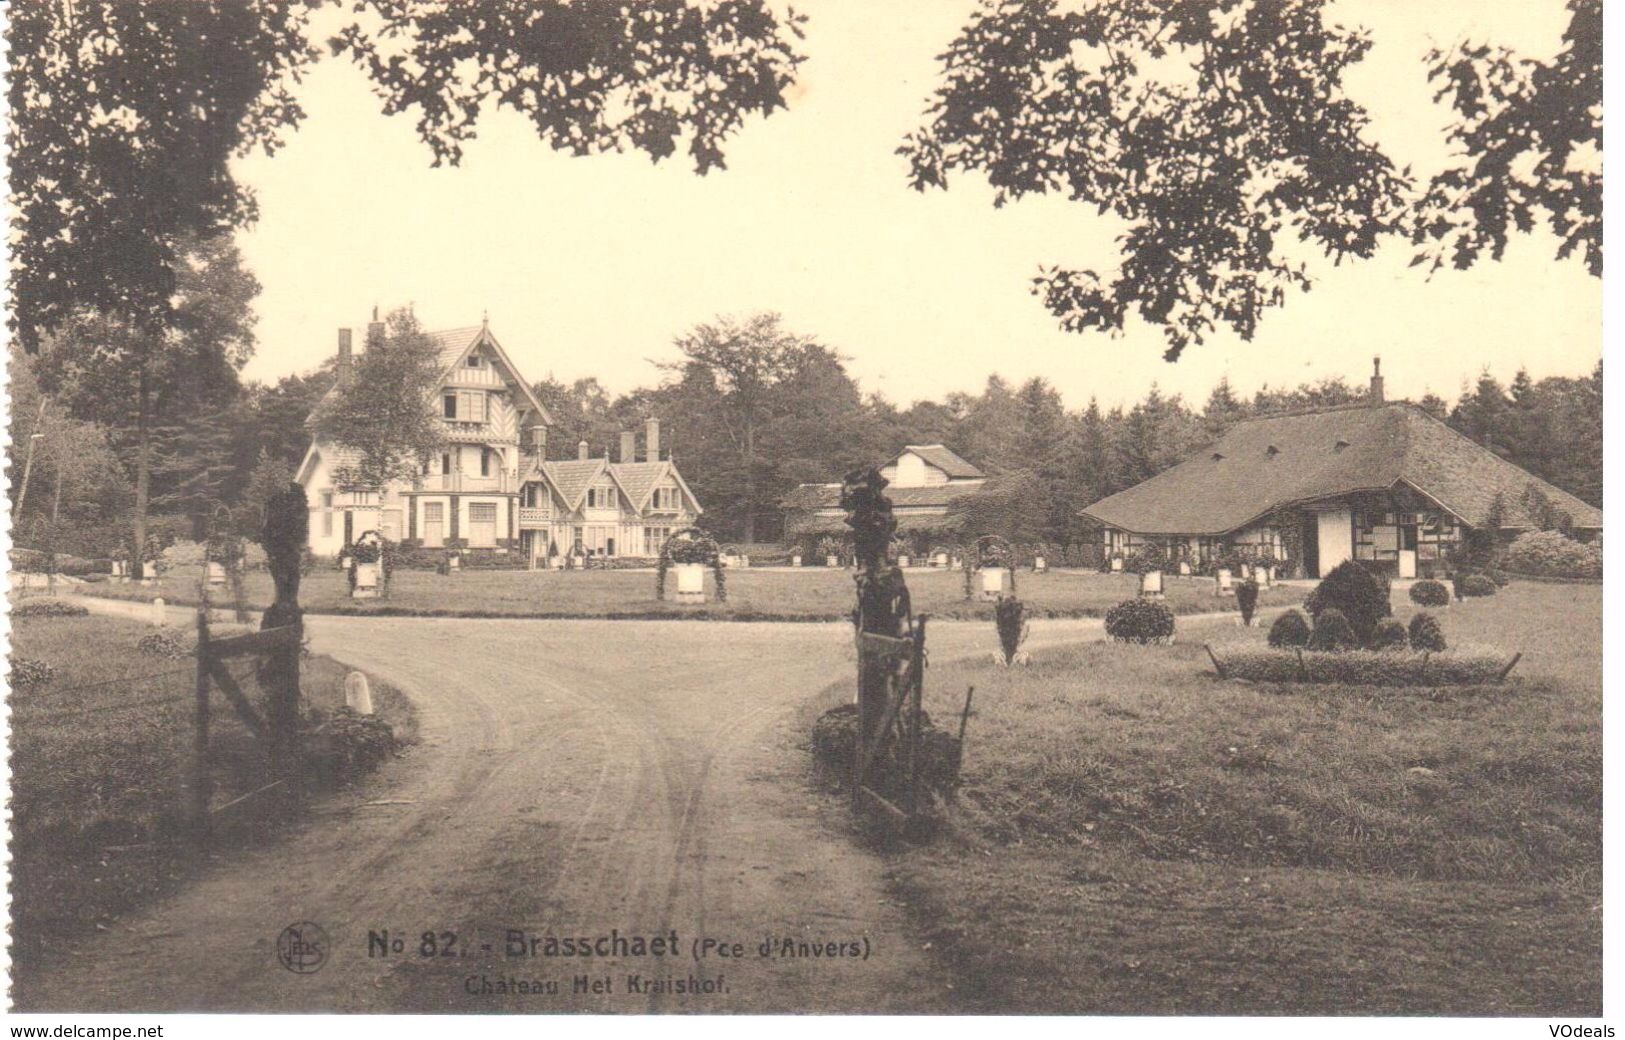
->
[528,424,548,458]
[366,305,384,346]
[336,328,354,386]
[620,431,636,464]
[645,418,661,462]
[1370,357,1385,405]
[577,439,589,461]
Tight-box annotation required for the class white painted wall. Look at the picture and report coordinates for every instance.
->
[1316,508,1354,577]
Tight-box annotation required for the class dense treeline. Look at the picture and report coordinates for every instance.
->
[9,308,1601,552]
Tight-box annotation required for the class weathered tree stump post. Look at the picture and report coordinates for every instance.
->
[842,467,910,806]
[192,605,213,839]
[260,482,308,814]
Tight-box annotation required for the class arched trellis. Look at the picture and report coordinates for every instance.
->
[656,526,727,602]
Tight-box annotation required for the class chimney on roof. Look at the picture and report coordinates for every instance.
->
[528,424,548,458]
[367,305,384,346]
[645,418,661,462]
[1370,357,1385,405]
[620,431,636,465]
[578,439,589,462]
[336,328,354,387]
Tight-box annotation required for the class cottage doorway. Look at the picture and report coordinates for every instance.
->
[1398,525,1419,579]
[1300,517,1320,578]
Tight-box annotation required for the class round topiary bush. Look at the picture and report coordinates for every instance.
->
[1370,617,1409,650]
[1308,607,1357,652]
[1104,597,1176,644]
[1267,609,1311,648]
[1304,560,1392,644]
[1408,612,1447,652]
[1408,580,1450,607]
[1460,574,1497,598]
[137,629,191,659]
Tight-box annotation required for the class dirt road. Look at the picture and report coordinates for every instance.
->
[16,613,1079,1013]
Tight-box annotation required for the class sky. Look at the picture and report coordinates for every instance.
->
[230,0,1600,412]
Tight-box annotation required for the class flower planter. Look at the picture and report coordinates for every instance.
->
[447,555,460,571]
[1110,557,1124,572]
[934,553,949,569]
[951,557,963,570]
[1179,561,1191,576]
[206,561,227,586]
[337,553,351,572]
[791,555,803,567]
[352,562,380,598]
[979,568,1010,601]
[826,555,839,568]
[1034,556,1047,573]
[674,563,707,604]
[1257,564,1273,588]
[1216,568,1234,596]
[550,556,564,571]
[897,555,910,568]
[740,555,751,568]
[1140,569,1165,597]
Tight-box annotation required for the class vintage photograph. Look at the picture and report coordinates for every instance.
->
[3,0,1604,1020]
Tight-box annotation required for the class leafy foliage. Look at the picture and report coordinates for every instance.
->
[1505,530,1602,580]
[1460,574,1498,598]
[313,309,447,489]
[1104,598,1175,645]
[1219,646,1505,686]
[1267,608,1311,649]
[900,0,1407,358]
[1306,608,1356,652]
[1411,0,1601,278]
[1235,579,1259,627]
[9,1,804,351]
[994,595,1029,665]
[8,657,57,688]
[1408,580,1451,607]
[1304,560,1391,645]
[1408,612,1448,653]
[1370,618,1409,651]
[12,599,90,619]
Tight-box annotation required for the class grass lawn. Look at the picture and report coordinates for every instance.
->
[8,608,416,965]
[833,582,1600,1014]
[76,564,1304,621]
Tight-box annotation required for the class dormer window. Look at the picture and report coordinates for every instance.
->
[466,353,482,368]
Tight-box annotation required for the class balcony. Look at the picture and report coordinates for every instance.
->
[518,507,551,528]
[416,472,514,494]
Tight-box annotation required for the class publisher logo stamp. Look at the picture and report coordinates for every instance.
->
[277,922,330,975]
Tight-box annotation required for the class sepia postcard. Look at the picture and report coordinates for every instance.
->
[1,0,1608,1028]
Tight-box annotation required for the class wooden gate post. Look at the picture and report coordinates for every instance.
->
[261,482,308,814]
[193,606,213,838]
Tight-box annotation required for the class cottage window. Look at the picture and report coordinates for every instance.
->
[469,502,498,547]
[441,453,453,475]
[466,353,482,367]
[480,448,492,477]
[443,394,457,419]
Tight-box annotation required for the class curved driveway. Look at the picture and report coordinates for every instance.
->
[16,611,1102,1013]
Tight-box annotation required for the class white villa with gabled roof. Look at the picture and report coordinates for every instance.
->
[296,314,701,562]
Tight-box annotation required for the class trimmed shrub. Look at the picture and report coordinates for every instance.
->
[1267,609,1311,648]
[1370,618,1409,650]
[137,629,191,659]
[13,599,90,618]
[1408,612,1447,652]
[1218,646,1507,686]
[1505,529,1601,579]
[994,595,1028,664]
[1235,579,1259,626]
[305,708,397,787]
[1307,608,1357,652]
[9,657,56,687]
[1104,598,1176,644]
[1460,574,1497,598]
[1408,580,1450,607]
[1304,560,1391,644]
[809,702,962,794]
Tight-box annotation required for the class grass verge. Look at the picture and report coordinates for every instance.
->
[8,611,417,966]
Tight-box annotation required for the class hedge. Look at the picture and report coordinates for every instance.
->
[1217,646,1511,686]
[1505,530,1602,580]
[12,599,90,618]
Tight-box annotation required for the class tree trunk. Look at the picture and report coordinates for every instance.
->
[14,397,48,518]
[742,417,756,544]
[133,363,151,579]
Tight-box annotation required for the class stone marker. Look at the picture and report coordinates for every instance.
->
[345,671,374,715]
[151,597,166,626]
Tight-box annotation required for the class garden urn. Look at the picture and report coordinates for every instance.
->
[979,568,1010,601]
[1216,568,1234,596]
[1140,569,1165,597]
[353,562,380,598]
[675,562,707,604]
